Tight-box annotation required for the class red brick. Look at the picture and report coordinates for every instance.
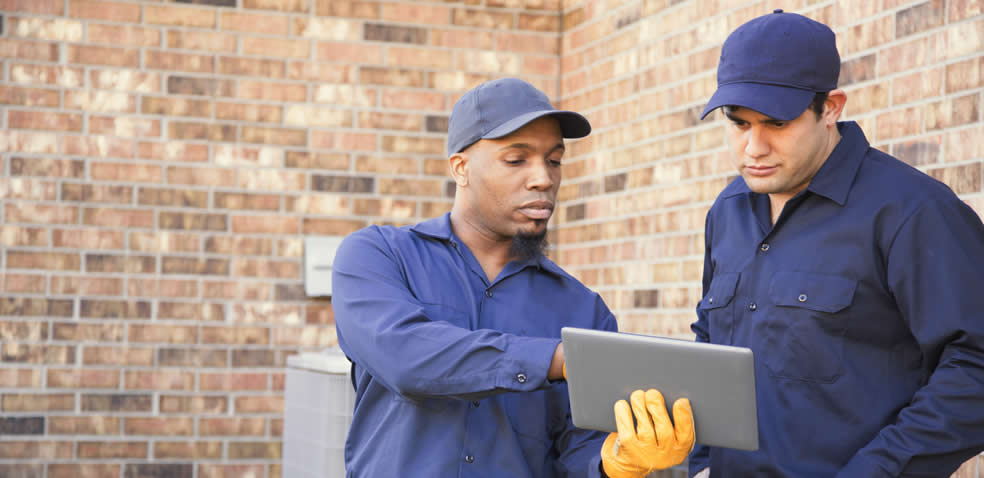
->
[199,417,266,436]
[169,121,237,142]
[0,85,58,107]
[229,441,281,459]
[138,142,210,162]
[214,192,281,211]
[146,4,217,27]
[383,3,450,24]
[5,203,76,225]
[160,395,228,414]
[47,368,120,388]
[49,465,121,478]
[306,304,335,325]
[273,326,336,347]
[199,465,266,478]
[78,441,148,459]
[2,393,75,411]
[232,259,300,279]
[381,89,446,111]
[219,56,285,78]
[231,216,299,234]
[87,24,161,47]
[1,273,47,293]
[61,183,133,204]
[286,194,350,215]
[52,323,124,342]
[201,326,270,345]
[125,417,194,436]
[80,299,153,318]
[83,207,155,228]
[311,131,377,150]
[162,257,230,276]
[159,348,227,367]
[238,126,305,146]
[222,11,289,35]
[235,80,307,102]
[204,281,272,301]
[65,91,137,113]
[167,166,238,187]
[48,417,121,436]
[200,372,268,391]
[167,76,236,97]
[91,162,162,183]
[928,163,982,194]
[146,50,215,74]
[0,39,59,61]
[83,347,154,366]
[215,145,284,167]
[303,218,368,235]
[167,30,238,52]
[0,0,62,14]
[0,368,42,388]
[129,231,202,253]
[0,441,73,459]
[235,395,284,413]
[50,275,123,295]
[139,187,210,209]
[215,102,284,123]
[160,211,228,232]
[69,0,139,21]
[926,94,980,131]
[7,250,80,270]
[228,303,301,325]
[231,349,278,367]
[0,225,46,247]
[316,41,384,63]
[243,36,311,59]
[67,45,140,68]
[156,300,221,322]
[288,62,356,82]
[81,393,153,412]
[125,370,195,391]
[63,135,137,157]
[876,107,922,140]
[128,325,197,345]
[154,441,223,459]
[355,155,419,175]
[431,29,494,49]
[128,278,199,298]
[285,151,349,170]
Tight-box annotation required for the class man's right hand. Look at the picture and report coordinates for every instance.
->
[600,389,695,478]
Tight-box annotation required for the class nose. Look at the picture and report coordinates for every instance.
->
[526,160,555,191]
[744,127,770,158]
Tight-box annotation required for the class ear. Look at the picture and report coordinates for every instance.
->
[823,89,848,126]
[449,152,468,187]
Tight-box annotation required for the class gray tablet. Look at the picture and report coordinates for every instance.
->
[562,327,759,451]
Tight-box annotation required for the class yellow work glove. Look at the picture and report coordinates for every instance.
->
[600,389,695,478]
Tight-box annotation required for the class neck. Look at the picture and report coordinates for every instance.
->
[768,123,842,225]
[449,207,516,280]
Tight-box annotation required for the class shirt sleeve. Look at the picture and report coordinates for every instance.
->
[332,227,561,401]
[837,199,984,476]
[554,310,619,478]
[689,214,714,477]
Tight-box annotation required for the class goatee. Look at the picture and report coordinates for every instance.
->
[510,229,548,262]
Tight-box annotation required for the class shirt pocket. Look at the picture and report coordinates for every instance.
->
[763,272,858,383]
[698,272,741,345]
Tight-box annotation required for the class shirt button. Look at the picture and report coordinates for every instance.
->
[748,302,757,311]
[708,297,714,304]
[516,373,527,383]
[798,294,808,302]
[472,401,480,407]
[464,455,475,464]
[451,242,458,249]
[485,289,493,298]
[760,243,770,252]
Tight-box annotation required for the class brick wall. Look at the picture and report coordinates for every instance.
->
[0,0,980,476]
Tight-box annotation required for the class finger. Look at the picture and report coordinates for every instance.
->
[562,363,567,380]
[630,389,654,441]
[672,398,696,452]
[613,399,636,442]
[645,389,673,447]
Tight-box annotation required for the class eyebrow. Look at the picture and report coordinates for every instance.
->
[497,142,566,154]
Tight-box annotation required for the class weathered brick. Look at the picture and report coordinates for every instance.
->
[381,89,446,111]
[950,0,983,22]
[303,218,367,235]
[50,275,124,295]
[87,24,161,47]
[65,91,137,113]
[306,303,335,325]
[288,61,356,82]
[159,302,225,321]
[199,417,266,436]
[199,465,267,478]
[382,135,444,154]
[160,212,228,231]
[9,64,84,87]
[295,17,362,40]
[896,0,944,38]
[90,116,161,137]
[125,417,194,436]
[228,303,301,325]
[62,183,134,204]
[124,370,196,390]
[84,254,156,274]
[876,106,922,140]
[146,5,216,27]
[78,441,148,459]
[219,56,285,78]
[11,18,81,42]
[928,163,982,194]
[286,151,350,170]
[53,323,124,342]
[214,192,281,211]
[241,126,307,146]
[80,299,153,319]
[206,237,274,255]
[0,417,44,435]
[216,102,283,123]
[167,30,237,53]
[167,166,238,187]
[382,3,450,24]
[352,198,416,218]
[50,416,122,435]
[247,0,307,11]
[893,138,942,167]
[160,395,228,414]
[231,349,278,368]
[129,231,201,253]
[83,207,156,228]
[243,36,310,59]
[0,39,59,61]
[313,84,376,106]
[926,93,980,131]
[128,278,198,298]
[9,110,82,131]
[229,441,281,459]
[83,347,155,366]
[7,250,80,270]
[0,441,73,459]
[431,29,494,49]
[0,464,43,478]
[0,226,47,247]
[153,442,223,459]
[364,23,427,44]
[6,203,78,225]
[142,96,212,117]
[0,320,48,341]
[311,131,378,150]
[68,45,139,67]
[91,69,162,93]
[139,188,209,208]
[360,67,425,87]
[47,368,120,388]
[69,0,140,21]
[200,372,268,391]
[0,0,62,14]
[272,326,336,347]
[1,273,47,293]
[201,326,270,345]
[286,194,350,215]
[312,175,374,193]
[146,51,215,74]
[519,12,559,32]
[169,122,236,142]
[162,257,230,275]
[235,80,307,102]
[0,85,59,106]
[222,11,289,35]
[378,177,444,196]
[82,393,152,412]
[159,348,227,367]
[453,8,512,29]
[2,393,75,411]
[50,465,121,478]
[230,216,299,234]
[167,76,236,97]
[839,54,876,87]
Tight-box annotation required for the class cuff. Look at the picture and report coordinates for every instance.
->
[500,336,561,391]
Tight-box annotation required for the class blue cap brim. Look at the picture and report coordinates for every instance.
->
[483,110,591,141]
[700,82,817,121]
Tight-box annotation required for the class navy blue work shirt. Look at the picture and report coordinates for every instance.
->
[690,122,984,477]
[333,213,616,478]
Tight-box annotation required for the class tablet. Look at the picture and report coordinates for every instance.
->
[562,327,759,451]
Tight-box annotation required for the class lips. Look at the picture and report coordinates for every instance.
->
[744,165,778,177]
[518,201,554,220]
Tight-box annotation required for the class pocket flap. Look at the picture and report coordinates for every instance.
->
[699,272,740,310]
[769,272,858,313]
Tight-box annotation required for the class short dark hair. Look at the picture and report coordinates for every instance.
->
[808,91,829,118]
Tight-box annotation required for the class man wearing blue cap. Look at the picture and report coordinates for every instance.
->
[692,9,984,478]
[332,77,695,477]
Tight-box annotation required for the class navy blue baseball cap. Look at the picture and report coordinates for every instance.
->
[700,9,840,121]
[446,77,591,157]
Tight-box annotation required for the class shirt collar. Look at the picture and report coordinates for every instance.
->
[720,121,868,206]
[409,212,564,278]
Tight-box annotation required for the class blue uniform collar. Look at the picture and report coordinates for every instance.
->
[410,212,564,277]
[721,121,868,206]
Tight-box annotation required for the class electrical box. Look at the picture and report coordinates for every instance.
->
[304,236,345,297]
